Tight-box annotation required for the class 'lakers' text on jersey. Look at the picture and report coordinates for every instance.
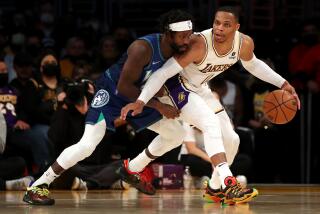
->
[199,63,233,73]
[181,29,242,91]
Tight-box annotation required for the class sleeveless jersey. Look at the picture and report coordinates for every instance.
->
[181,29,242,91]
[107,33,166,95]
[87,33,166,131]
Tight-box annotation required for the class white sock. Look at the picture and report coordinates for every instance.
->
[32,167,59,187]
[209,167,220,190]
[216,162,233,189]
[128,149,153,172]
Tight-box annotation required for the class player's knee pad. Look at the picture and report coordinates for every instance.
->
[77,121,106,157]
[57,121,106,169]
[77,141,97,159]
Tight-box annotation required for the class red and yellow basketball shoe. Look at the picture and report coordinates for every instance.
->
[221,176,258,205]
[116,159,156,195]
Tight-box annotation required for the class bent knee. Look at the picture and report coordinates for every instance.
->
[77,142,97,158]
[160,122,185,142]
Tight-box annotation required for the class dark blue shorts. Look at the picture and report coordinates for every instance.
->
[85,73,162,132]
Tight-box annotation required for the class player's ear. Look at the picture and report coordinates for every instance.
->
[236,23,240,31]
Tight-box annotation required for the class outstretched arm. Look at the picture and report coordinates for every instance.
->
[239,34,301,109]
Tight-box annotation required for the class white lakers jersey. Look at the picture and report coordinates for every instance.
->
[180,29,242,91]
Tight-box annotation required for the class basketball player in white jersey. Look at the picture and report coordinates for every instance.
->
[121,6,300,205]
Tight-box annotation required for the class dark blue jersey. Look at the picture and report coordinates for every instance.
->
[87,33,166,131]
[106,33,166,95]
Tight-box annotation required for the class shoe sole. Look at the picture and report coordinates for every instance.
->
[116,168,156,195]
[203,193,224,203]
[23,194,55,206]
[235,188,259,204]
[221,188,259,206]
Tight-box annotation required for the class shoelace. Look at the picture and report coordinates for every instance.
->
[226,182,245,197]
[28,186,50,197]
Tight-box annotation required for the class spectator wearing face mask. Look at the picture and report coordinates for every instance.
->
[20,50,66,173]
[24,50,65,126]
[0,57,49,176]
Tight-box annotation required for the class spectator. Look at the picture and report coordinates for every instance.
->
[92,35,120,80]
[288,21,320,91]
[25,29,44,60]
[24,50,64,125]
[60,37,89,79]
[0,57,51,175]
[10,52,34,92]
[0,99,34,190]
[112,25,135,53]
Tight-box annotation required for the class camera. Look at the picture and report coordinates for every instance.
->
[63,78,95,106]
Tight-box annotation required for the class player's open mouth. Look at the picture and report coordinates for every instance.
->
[214,33,224,39]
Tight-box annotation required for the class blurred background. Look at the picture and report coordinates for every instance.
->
[0,0,319,187]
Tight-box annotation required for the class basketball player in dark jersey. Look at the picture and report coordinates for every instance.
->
[23,10,194,205]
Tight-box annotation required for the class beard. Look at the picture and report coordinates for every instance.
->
[170,43,189,54]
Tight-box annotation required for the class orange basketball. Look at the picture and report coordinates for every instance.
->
[263,89,297,124]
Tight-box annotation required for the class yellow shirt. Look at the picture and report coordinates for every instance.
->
[253,91,269,120]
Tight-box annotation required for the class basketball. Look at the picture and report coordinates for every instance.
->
[263,89,297,124]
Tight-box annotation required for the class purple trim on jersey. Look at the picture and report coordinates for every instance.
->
[165,75,190,110]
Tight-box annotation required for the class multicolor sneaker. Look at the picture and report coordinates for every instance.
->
[203,184,225,203]
[116,159,156,195]
[23,184,55,205]
[221,176,258,205]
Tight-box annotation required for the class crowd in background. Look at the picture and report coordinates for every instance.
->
[0,0,320,191]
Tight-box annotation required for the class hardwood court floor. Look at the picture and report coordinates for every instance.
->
[1,185,320,214]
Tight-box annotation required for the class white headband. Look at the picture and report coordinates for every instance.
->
[168,20,193,32]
